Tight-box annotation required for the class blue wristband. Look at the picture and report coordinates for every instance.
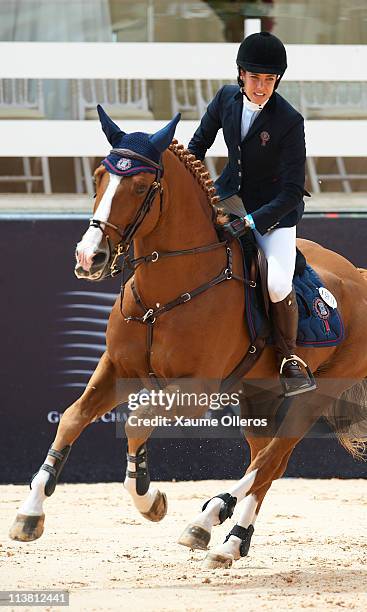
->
[244,214,256,230]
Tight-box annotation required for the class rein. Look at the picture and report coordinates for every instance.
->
[123,240,227,272]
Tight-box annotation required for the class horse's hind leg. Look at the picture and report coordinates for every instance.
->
[203,376,361,568]
[177,437,273,553]
[203,444,293,569]
[178,387,280,552]
[9,352,121,542]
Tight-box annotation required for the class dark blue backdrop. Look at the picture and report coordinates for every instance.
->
[1,215,366,483]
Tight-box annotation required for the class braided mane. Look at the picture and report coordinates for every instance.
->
[168,139,221,211]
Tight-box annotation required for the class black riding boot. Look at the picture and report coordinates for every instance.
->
[271,288,316,397]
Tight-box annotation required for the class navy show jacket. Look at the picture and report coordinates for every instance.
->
[188,85,308,236]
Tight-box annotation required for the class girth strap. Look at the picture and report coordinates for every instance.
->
[220,334,267,394]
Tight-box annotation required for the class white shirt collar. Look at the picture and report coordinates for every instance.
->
[243,94,269,112]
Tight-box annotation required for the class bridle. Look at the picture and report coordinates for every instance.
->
[89,148,164,277]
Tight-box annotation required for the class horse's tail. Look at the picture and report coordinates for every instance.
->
[326,379,367,461]
[324,268,367,459]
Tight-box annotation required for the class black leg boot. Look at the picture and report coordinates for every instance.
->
[271,288,316,397]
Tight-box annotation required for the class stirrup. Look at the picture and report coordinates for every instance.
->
[279,355,317,397]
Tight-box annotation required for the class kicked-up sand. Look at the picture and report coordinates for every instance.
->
[1,479,367,611]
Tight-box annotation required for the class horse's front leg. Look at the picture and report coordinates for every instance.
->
[123,380,215,523]
[9,352,121,542]
[123,399,168,523]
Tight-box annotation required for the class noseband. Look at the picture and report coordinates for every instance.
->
[89,148,164,278]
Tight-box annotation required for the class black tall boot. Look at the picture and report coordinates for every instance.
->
[271,288,316,397]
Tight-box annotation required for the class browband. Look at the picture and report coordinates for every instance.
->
[110,148,163,171]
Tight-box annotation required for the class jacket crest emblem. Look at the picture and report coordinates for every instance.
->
[260,131,270,147]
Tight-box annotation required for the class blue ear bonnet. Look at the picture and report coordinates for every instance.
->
[103,132,160,176]
[97,104,181,177]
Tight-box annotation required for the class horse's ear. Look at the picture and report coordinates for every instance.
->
[149,113,181,153]
[97,104,125,146]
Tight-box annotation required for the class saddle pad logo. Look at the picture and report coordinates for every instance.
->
[313,297,330,320]
[319,287,337,309]
[116,158,132,171]
[260,131,270,146]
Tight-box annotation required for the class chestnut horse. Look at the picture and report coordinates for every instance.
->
[10,109,367,570]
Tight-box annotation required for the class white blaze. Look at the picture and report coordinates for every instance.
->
[76,173,121,271]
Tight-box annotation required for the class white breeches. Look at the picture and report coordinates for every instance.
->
[221,195,296,303]
[253,226,296,303]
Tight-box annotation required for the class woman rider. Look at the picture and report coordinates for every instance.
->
[188,31,315,397]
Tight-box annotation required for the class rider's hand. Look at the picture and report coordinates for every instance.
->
[221,216,251,242]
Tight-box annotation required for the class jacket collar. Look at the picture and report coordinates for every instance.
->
[232,90,243,147]
[232,91,276,145]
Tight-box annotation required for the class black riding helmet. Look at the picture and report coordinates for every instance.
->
[236,31,287,91]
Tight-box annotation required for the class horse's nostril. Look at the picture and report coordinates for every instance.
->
[93,251,108,266]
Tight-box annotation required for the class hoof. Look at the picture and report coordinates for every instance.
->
[9,513,45,542]
[178,524,211,550]
[141,491,167,522]
[203,551,234,569]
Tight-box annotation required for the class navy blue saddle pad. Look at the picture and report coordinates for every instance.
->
[245,263,344,348]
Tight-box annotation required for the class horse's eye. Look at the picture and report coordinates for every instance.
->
[135,184,148,195]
